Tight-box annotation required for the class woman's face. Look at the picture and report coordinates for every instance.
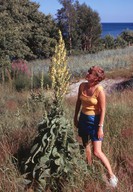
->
[85,69,98,82]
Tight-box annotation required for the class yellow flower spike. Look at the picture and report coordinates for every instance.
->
[49,30,71,104]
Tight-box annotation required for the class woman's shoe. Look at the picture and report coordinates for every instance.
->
[109,175,118,188]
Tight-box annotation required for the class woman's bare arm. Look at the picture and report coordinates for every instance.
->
[74,85,82,127]
[97,89,106,138]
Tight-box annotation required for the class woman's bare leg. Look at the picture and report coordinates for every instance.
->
[93,141,114,177]
[85,142,92,165]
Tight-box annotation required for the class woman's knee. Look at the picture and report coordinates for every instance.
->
[93,150,102,158]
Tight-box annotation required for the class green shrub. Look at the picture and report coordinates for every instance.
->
[13,73,31,91]
[103,35,115,49]
[115,36,128,48]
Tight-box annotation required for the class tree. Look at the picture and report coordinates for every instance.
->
[0,0,58,62]
[57,0,102,53]
[120,30,133,46]
[0,0,59,83]
[103,35,115,50]
[57,0,77,54]
[0,0,37,60]
[114,36,127,48]
[0,5,31,83]
[75,2,101,52]
[27,11,59,59]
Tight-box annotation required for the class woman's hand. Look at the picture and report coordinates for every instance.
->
[98,129,104,139]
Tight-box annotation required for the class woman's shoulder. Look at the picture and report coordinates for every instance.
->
[79,81,87,86]
[96,85,104,91]
[94,85,104,96]
[79,82,87,90]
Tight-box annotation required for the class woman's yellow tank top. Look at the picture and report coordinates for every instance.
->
[79,82,103,115]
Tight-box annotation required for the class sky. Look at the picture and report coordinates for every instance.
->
[31,0,133,23]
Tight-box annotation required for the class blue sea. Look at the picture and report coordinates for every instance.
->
[101,23,133,38]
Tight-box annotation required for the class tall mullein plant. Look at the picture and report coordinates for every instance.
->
[24,31,88,192]
[50,30,70,108]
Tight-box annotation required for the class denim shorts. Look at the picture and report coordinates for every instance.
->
[78,112,103,146]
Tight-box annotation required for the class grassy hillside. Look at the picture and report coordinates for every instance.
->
[29,46,133,79]
[0,47,133,191]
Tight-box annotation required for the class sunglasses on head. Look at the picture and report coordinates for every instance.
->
[87,68,98,77]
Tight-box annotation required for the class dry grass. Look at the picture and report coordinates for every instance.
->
[1,47,133,191]
[106,63,133,79]
[104,90,133,192]
[1,86,133,191]
[66,89,133,192]
[0,84,41,192]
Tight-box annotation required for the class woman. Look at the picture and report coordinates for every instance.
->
[74,66,118,188]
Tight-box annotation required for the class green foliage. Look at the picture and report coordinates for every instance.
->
[31,72,52,90]
[120,30,133,45]
[13,73,31,91]
[0,1,34,61]
[57,0,77,53]
[0,0,58,67]
[103,35,115,49]
[0,0,59,85]
[75,2,102,52]
[57,0,102,53]
[114,36,127,48]
[27,14,58,59]
[24,103,88,191]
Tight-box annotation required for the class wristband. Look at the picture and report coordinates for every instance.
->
[98,124,103,131]
[98,124,103,128]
